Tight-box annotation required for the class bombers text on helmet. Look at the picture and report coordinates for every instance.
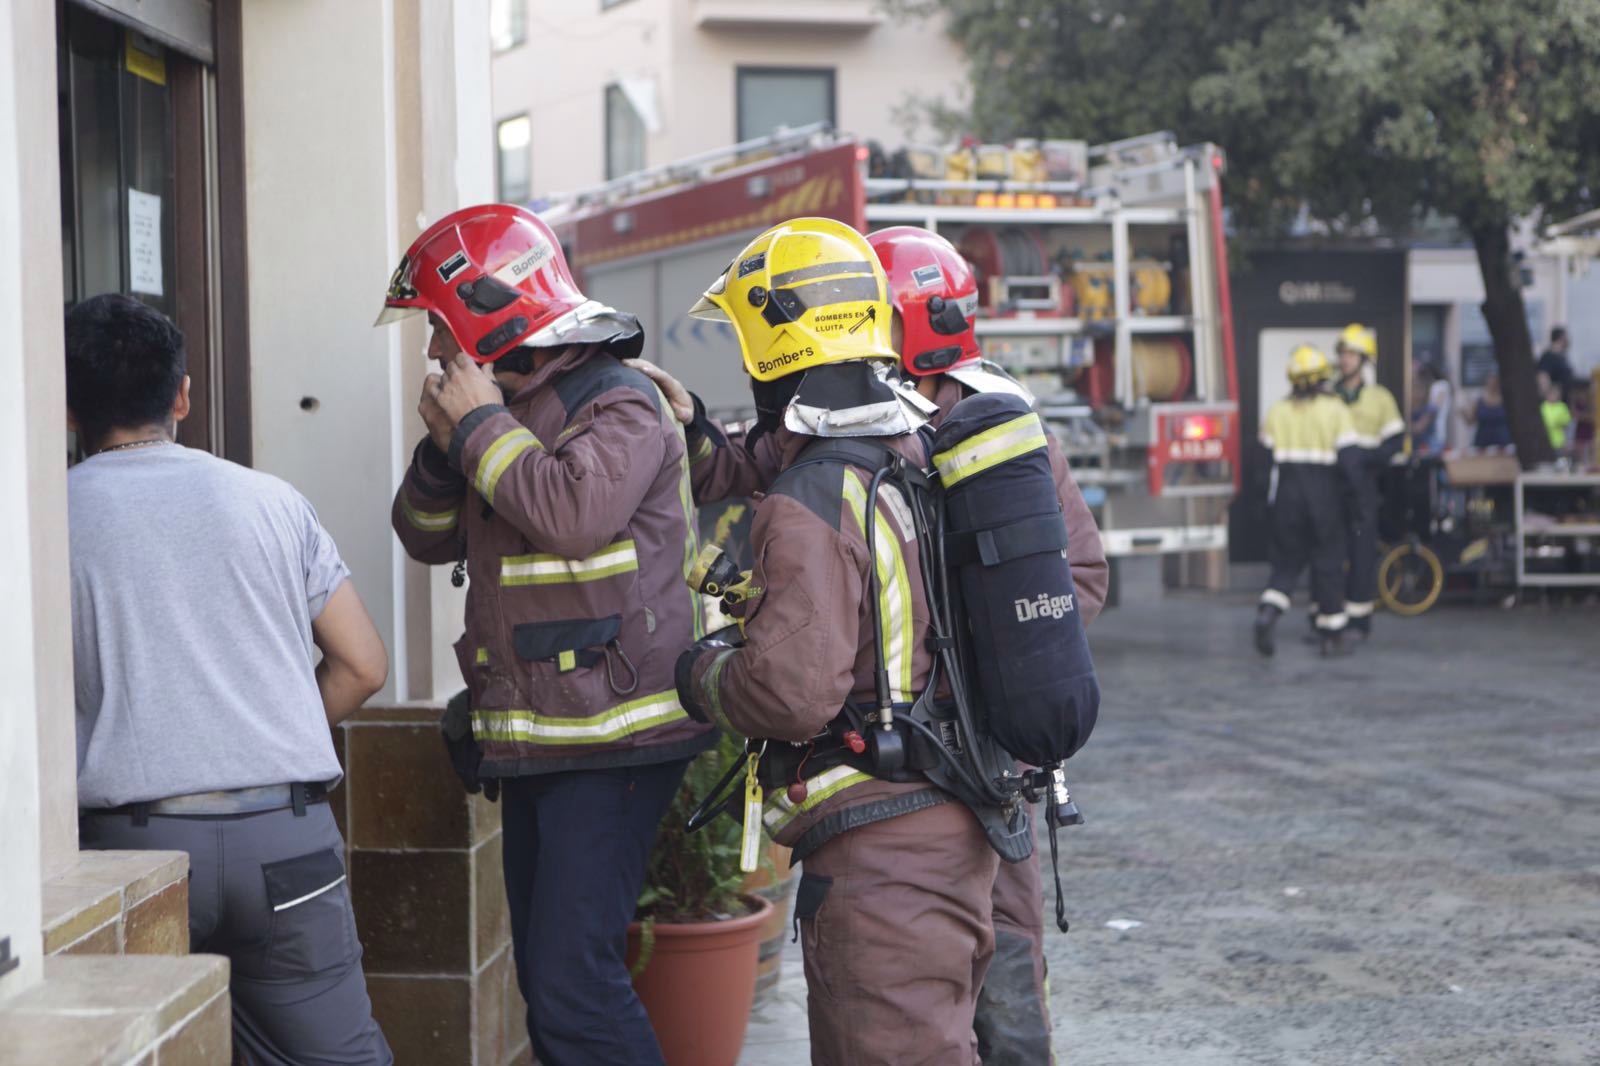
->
[377,203,641,363]
[688,217,898,381]
[1336,323,1378,361]
[867,226,982,377]
[1287,344,1333,386]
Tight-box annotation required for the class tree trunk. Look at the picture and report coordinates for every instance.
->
[1469,220,1554,468]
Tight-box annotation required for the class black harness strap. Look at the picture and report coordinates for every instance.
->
[944,511,1068,568]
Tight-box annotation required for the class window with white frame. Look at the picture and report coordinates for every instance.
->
[605,85,645,180]
[490,0,527,53]
[736,67,835,142]
[497,115,531,203]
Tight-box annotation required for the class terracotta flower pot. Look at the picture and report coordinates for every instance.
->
[626,893,775,1066]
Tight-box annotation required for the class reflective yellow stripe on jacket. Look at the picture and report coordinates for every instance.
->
[474,427,543,506]
[842,470,915,702]
[401,496,459,532]
[1261,395,1358,465]
[763,764,874,833]
[500,539,638,586]
[473,690,687,746]
[931,413,1048,487]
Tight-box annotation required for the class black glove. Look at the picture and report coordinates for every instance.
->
[674,627,743,724]
[440,689,498,802]
[685,391,729,450]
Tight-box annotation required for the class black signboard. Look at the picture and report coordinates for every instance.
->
[1229,248,1410,562]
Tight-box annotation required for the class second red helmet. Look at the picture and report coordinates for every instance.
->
[867,225,982,377]
[376,203,641,363]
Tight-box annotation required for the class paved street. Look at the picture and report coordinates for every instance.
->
[740,567,1598,1065]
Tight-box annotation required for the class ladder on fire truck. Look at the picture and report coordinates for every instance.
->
[544,123,1241,562]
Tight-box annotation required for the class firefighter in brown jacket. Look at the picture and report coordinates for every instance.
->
[672,218,1000,1064]
[638,225,1106,1064]
[379,205,712,1065]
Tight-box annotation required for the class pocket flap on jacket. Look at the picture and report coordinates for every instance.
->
[262,848,347,912]
[513,615,622,662]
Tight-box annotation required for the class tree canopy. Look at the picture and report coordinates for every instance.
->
[903,0,1600,462]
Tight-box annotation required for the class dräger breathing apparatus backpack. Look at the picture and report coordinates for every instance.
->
[688,392,1100,932]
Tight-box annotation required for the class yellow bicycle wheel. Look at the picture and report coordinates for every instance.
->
[1378,542,1444,616]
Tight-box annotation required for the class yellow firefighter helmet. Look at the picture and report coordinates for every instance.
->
[688,217,898,381]
[1287,344,1333,385]
[1336,323,1377,360]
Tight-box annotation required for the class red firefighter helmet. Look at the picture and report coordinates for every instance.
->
[867,225,982,377]
[376,203,641,363]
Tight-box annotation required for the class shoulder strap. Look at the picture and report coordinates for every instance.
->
[551,354,662,428]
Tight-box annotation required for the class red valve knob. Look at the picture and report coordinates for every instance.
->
[787,781,809,804]
[843,730,867,755]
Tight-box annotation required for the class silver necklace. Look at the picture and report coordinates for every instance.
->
[97,438,171,455]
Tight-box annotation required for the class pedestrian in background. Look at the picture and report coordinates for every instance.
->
[1410,362,1446,455]
[1540,371,1573,453]
[1465,373,1514,448]
[67,294,394,1064]
[1538,326,1575,403]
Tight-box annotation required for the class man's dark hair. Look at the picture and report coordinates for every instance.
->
[1551,326,1568,344]
[65,294,186,446]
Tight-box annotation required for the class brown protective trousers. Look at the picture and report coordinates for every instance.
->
[977,849,1053,1064]
[796,801,999,1066]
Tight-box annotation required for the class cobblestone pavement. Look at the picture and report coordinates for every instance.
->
[738,575,1598,1065]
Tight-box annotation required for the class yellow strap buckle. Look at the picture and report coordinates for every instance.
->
[740,749,764,873]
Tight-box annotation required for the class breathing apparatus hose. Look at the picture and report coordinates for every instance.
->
[914,470,1011,807]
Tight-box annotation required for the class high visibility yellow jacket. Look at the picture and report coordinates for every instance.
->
[1338,381,1405,469]
[1261,392,1360,467]
[1260,391,1364,510]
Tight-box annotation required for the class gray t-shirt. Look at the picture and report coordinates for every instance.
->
[70,444,350,807]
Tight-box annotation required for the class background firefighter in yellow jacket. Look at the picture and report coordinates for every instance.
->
[1334,324,1405,637]
[1255,345,1363,658]
[673,218,1000,1065]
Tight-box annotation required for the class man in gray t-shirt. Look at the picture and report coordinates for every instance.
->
[67,294,393,1065]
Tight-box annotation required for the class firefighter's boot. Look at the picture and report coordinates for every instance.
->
[1319,629,1352,658]
[1348,615,1372,641]
[1254,604,1282,658]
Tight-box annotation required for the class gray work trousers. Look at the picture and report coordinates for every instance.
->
[81,803,392,1066]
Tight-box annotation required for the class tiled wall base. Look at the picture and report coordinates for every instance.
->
[335,704,531,1066]
[43,850,189,957]
[0,955,229,1065]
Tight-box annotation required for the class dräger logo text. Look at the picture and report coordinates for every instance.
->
[1014,593,1075,622]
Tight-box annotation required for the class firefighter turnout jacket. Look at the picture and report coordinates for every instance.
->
[1260,391,1362,494]
[682,427,948,859]
[392,346,714,775]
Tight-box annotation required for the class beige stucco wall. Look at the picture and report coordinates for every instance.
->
[662,8,966,163]
[490,0,671,196]
[0,0,49,998]
[14,0,76,883]
[243,0,491,704]
[493,2,966,197]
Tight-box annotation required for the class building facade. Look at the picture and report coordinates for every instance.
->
[489,0,968,197]
[3,1,522,1060]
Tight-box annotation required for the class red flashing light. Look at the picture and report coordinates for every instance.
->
[1176,414,1223,441]
[856,146,870,161]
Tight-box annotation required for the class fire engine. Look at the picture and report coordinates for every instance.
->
[542,123,1240,563]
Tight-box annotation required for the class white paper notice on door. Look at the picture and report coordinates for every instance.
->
[128,189,164,296]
